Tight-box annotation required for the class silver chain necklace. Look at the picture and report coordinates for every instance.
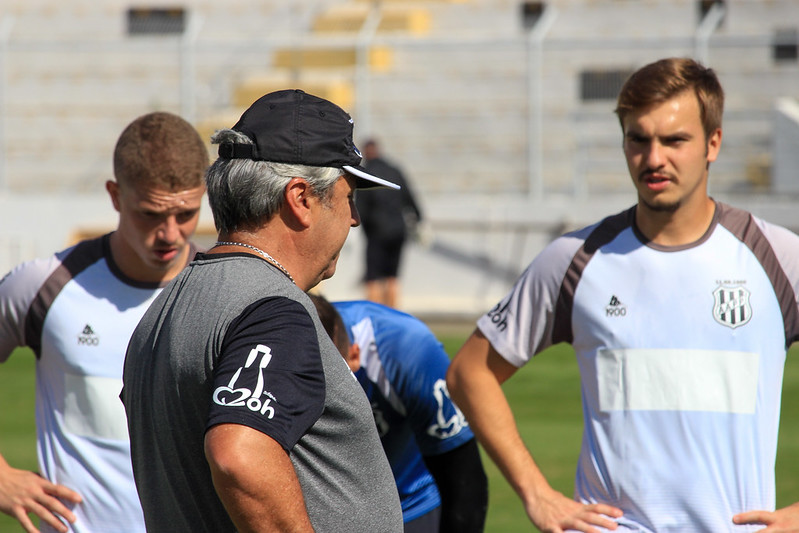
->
[214,241,295,284]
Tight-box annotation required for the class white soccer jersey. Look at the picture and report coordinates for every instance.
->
[478,202,799,532]
[0,235,178,533]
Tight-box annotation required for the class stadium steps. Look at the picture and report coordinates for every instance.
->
[261,1,437,72]
[196,74,355,145]
[214,1,445,129]
[311,3,432,35]
[1,0,794,198]
[196,0,439,148]
[271,45,394,71]
[233,74,355,109]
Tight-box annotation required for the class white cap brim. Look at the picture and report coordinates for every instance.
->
[343,165,401,190]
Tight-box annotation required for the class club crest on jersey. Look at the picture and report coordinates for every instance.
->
[712,284,751,329]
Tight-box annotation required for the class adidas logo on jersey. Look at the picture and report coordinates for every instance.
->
[77,324,100,346]
[605,295,627,317]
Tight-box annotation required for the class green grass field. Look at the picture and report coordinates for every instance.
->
[1,339,798,532]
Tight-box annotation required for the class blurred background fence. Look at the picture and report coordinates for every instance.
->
[1,0,798,316]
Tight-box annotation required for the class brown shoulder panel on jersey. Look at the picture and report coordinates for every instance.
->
[552,208,634,345]
[716,202,799,349]
[24,235,106,358]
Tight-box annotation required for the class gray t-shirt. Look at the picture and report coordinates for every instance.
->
[122,252,403,532]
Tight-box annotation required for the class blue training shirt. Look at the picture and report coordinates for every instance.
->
[333,300,475,522]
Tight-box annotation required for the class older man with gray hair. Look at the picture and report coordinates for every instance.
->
[122,89,403,532]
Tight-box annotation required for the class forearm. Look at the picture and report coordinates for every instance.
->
[446,332,555,508]
[448,332,624,532]
[205,424,313,533]
[423,440,488,533]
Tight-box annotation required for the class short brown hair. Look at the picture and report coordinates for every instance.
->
[113,112,209,191]
[615,57,724,140]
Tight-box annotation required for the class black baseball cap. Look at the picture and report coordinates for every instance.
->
[217,89,400,190]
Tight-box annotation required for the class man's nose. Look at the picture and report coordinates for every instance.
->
[645,141,666,169]
[158,216,180,242]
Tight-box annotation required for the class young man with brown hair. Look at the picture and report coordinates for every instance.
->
[0,112,208,533]
[448,57,799,532]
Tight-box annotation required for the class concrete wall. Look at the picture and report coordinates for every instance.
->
[4,187,798,319]
[2,0,798,317]
[773,98,799,194]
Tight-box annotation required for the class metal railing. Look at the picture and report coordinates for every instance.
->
[0,3,795,198]
[1,1,798,288]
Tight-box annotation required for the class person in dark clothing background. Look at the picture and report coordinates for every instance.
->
[357,139,423,308]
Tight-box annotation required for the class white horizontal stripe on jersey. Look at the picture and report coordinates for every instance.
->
[64,373,130,440]
[596,348,759,414]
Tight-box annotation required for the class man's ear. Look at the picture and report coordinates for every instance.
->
[347,342,362,372]
[283,177,313,228]
[106,180,121,212]
[706,127,723,164]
